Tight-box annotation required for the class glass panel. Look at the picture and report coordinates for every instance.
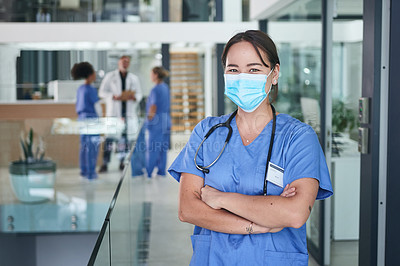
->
[0,116,118,264]
[109,165,136,265]
[268,0,323,260]
[0,0,162,23]
[182,0,214,21]
[330,5,363,265]
[126,149,194,265]
[0,45,162,103]
[0,40,202,264]
[0,0,253,23]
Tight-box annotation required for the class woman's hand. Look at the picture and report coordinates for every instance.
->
[200,185,223,209]
[280,184,296,197]
[147,104,157,121]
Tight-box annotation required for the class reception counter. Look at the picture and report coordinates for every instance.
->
[0,100,77,120]
[0,101,104,167]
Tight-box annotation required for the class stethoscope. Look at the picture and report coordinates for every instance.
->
[194,104,277,195]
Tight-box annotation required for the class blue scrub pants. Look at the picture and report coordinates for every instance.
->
[102,135,130,165]
[145,128,170,178]
[80,134,100,179]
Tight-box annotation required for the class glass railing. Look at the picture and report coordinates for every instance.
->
[0,106,145,265]
[88,158,136,265]
[88,128,145,265]
[88,131,194,265]
[0,101,193,265]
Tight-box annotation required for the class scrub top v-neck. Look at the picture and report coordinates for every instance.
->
[168,112,333,266]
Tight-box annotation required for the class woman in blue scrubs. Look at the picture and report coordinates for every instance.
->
[168,30,333,265]
[72,62,102,180]
[145,66,171,178]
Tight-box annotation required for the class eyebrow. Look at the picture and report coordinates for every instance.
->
[226,63,267,67]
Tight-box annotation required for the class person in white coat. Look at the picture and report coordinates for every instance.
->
[98,55,143,172]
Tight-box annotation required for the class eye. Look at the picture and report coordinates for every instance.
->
[227,68,238,73]
[249,68,260,73]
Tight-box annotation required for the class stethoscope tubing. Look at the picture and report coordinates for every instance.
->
[194,105,276,195]
[194,110,237,174]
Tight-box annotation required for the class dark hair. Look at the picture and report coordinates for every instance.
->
[71,62,95,80]
[152,66,169,80]
[221,30,280,102]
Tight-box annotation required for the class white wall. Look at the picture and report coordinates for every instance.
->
[249,0,295,20]
[0,45,19,101]
[223,0,242,22]
[0,22,258,44]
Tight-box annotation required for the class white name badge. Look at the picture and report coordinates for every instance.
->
[266,162,284,188]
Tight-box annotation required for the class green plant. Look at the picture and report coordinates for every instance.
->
[19,128,45,163]
[332,100,357,133]
[143,0,152,5]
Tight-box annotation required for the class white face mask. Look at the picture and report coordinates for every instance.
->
[224,69,274,113]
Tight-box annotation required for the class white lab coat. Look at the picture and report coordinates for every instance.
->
[99,70,143,140]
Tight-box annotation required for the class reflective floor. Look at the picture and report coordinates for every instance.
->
[0,133,358,265]
[0,163,121,234]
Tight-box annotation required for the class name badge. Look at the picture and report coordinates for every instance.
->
[266,162,284,188]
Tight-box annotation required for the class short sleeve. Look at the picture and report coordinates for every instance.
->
[75,86,85,113]
[168,119,208,182]
[147,88,156,107]
[284,126,333,200]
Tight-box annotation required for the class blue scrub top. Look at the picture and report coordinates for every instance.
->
[146,82,171,132]
[168,113,333,266]
[75,84,99,119]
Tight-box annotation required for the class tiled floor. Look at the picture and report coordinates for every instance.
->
[1,132,359,265]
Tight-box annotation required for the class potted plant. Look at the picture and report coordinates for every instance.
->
[9,128,56,203]
[331,100,358,156]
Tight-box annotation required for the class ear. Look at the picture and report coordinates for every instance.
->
[272,64,280,84]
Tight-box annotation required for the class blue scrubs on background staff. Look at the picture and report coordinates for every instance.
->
[145,66,171,178]
[72,62,102,180]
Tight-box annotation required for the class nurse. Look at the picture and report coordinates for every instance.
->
[168,30,333,265]
[72,62,102,180]
[145,66,171,178]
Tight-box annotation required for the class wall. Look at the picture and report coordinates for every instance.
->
[249,0,295,20]
[0,45,18,101]
[223,0,242,22]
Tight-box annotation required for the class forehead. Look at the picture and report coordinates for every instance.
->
[226,41,269,65]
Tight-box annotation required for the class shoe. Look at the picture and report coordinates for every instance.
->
[99,165,108,173]
[119,162,125,171]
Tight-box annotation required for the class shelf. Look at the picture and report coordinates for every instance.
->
[170,51,205,133]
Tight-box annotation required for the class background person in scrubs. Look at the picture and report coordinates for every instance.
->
[71,62,102,180]
[145,66,171,178]
[168,30,333,265]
